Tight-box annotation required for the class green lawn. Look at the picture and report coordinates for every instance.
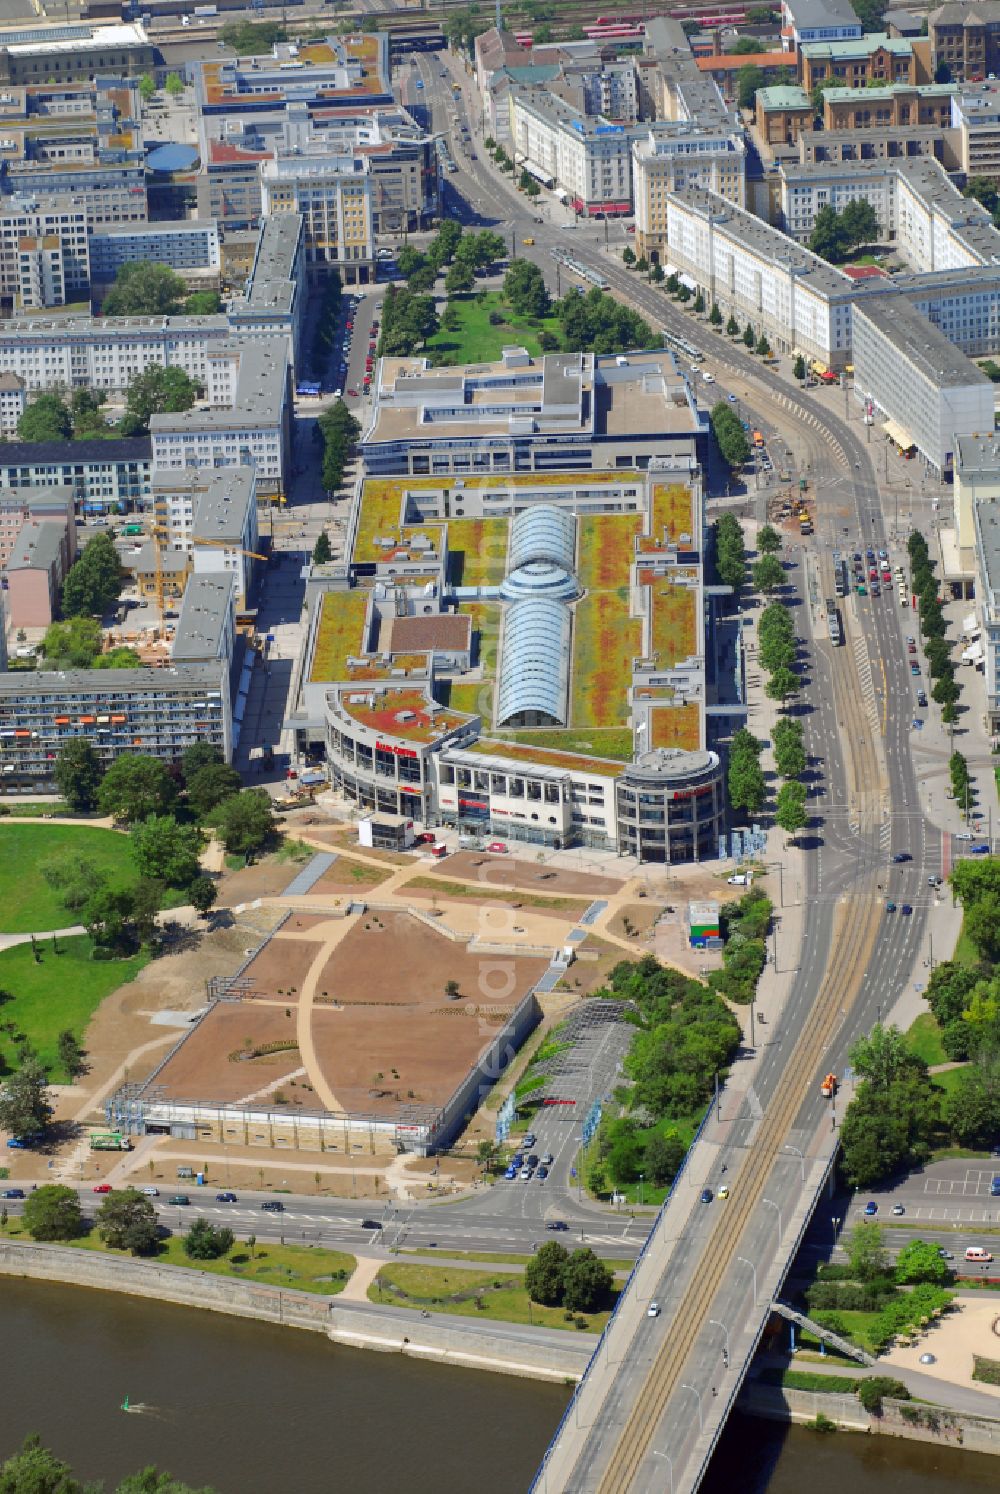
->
[370,1262,616,1332]
[491,728,635,762]
[954,913,981,968]
[0,936,148,1080]
[906,1012,948,1067]
[424,292,563,366]
[1,1217,355,1295]
[931,1065,969,1100]
[0,822,135,934]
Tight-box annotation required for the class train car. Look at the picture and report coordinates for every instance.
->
[826,599,843,646]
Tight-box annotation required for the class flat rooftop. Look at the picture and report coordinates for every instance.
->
[855,292,994,386]
[335,685,470,744]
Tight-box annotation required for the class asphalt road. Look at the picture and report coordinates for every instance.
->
[402,43,975,1490]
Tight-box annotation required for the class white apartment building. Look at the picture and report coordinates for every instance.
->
[16,234,64,311]
[852,293,995,474]
[950,80,1000,179]
[779,161,898,242]
[0,313,229,396]
[0,370,24,435]
[664,187,856,367]
[509,90,634,215]
[150,339,291,501]
[972,488,1000,732]
[153,466,259,609]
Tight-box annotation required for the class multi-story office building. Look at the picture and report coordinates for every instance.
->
[799,33,916,92]
[0,198,90,309]
[88,220,221,286]
[0,662,231,792]
[0,437,151,514]
[260,149,374,277]
[152,465,260,610]
[929,0,1000,81]
[0,22,154,85]
[150,338,291,501]
[363,346,708,477]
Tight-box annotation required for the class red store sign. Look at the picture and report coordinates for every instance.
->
[376,740,418,760]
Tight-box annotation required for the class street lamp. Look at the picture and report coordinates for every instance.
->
[831,1215,841,1245]
[782,1144,805,1183]
[736,1255,758,1306]
[763,1197,782,1241]
[679,1382,703,1434]
[652,1450,674,1494]
[709,1317,731,1363]
[639,1173,644,1208]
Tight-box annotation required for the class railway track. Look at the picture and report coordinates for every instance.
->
[588,584,883,1493]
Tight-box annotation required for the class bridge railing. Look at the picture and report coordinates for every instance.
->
[528,1099,715,1493]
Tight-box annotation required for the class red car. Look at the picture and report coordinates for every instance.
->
[487,841,508,854]
[347,387,359,397]
[92,1183,113,1194]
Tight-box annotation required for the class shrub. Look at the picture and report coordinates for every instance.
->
[858,1377,910,1414]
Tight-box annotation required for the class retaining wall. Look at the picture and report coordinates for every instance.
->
[0,1240,591,1382]
[739,1381,1000,1455]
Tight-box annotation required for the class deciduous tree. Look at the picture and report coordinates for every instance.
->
[23,1184,82,1242]
[53,737,103,811]
[97,1188,159,1255]
[98,754,175,824]
[0,1057,52,1139]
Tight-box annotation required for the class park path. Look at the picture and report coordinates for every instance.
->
[339,1256,383,1302]
[294,915,362,1112]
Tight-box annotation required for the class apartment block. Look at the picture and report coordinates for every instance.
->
[226,212,306,375]
[781,0,863,48]
[89,220,221,286]
[0,312,229,396]
[663,186,857,367]
[973,490,1000,732]
[0,663,230,792]
[0,437,150,514]
[0,484,74,569]
[852,293,994,473]
[149,338,291,500]
[152,465,259,609]
[633,126,747,261]
[0,372,24,437]
[510,90,635,215]
[0,198,90,309]
[4,518,67,628]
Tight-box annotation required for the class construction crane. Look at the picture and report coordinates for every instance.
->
[151,525,267,637]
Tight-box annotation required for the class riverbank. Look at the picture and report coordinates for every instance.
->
[0,1238,593,1383]
[740,1379,1000,1456]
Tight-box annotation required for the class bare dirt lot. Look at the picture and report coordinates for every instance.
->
[241,936,323,997]
[312,911,547,1007]
[218,858,303,904]
[440,851,624,896]
[310,1003,514,1115]
[155,1002,307,1105]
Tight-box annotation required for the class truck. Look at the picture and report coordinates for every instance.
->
[820,1073,837,1098]
[90,1132,132,1152]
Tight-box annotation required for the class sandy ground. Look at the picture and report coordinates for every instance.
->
[882,1294,1000,1401]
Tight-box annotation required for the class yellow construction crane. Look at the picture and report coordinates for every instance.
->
[150,526,267,636]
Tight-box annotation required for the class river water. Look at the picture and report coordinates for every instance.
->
[3,1279,999,1493]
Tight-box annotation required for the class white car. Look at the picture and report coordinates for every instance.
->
[702,372,715,383]
[647,1301,661,1317]
[139,1186,159,1197]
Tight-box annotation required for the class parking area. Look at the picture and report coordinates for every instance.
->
[848,1159,1000,1224]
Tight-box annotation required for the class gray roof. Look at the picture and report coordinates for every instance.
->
[496,596,571,727]
[785,0,864,28]
[89,218,218,241]
[0,436,151,466]
[854,293,993,386]
[974,496,1000,609]
[0,663,224,696]
[172,573,234,664]
[190,466,255,546]
[150,339,288,433]
[957,433,1000,476]
[6,519,63,572]
[229,213,302,320]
